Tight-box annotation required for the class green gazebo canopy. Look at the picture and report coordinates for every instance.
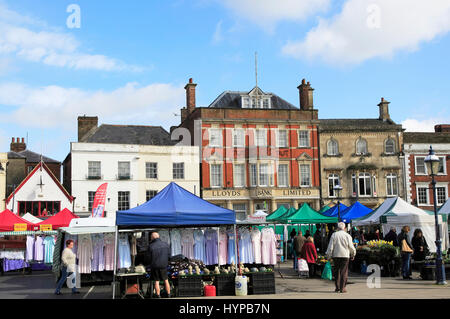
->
[266,205,288,222]
[278,203,338,224]
[319,204,332,214]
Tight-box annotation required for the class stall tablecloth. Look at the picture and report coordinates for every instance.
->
[3,258,29,272]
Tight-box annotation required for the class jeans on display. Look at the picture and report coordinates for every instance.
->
[401,253,412,278]
[55,266,77,294]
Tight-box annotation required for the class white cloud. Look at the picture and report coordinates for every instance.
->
[0,3,142,72]
[401,118,448,132]
[282,0,450,65]
[212,20,224,44]
[222,0,330,31]
[0,82,185,130]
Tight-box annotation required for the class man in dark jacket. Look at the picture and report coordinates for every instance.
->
[293,231,306,270]
[147,232,171,297]
[314,227,322,253]
[384,227,399,246]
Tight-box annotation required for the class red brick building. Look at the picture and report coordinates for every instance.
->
[177,79,320,220]
[403,126,450,210]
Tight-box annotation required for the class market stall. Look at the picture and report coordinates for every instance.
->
[114,182,239,298]
[353,197,448,253]
[320,203,348,217]
[22,213,43,224]
[340,202,373,224]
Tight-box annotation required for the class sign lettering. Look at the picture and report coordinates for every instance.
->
[14,224,27,232]
[40,224,52,231]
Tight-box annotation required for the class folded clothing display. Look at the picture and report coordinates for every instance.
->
[3,258,29,272]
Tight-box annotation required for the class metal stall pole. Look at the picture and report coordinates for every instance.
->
[217,227,220,266]
[112,226,119,299]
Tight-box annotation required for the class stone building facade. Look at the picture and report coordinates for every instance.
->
[177,78,321,220]
[319,98,405,209]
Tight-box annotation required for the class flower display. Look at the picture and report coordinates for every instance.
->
[365,240,394,248]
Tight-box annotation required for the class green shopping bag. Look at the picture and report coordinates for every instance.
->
[321,261,333,281]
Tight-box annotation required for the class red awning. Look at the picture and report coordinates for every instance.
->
[37,208,79,230]
[0,209,36,232]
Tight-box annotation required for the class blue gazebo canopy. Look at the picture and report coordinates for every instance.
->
[321,203,348,217]
[116,182,236,227]
[340,202,373,223]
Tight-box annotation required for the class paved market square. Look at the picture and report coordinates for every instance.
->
[0,262,449,299]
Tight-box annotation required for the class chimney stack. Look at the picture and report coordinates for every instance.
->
[10,137,26,152]
[298,79,314,110]
[78,116,98,141]
[185,78,197,114]
[378,97,391,121]
[435,124,450,133]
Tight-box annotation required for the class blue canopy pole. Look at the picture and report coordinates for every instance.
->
[112,226,119,299]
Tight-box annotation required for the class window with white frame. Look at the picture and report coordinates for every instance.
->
[415,156,426,175]
[173,162,185,179]
[88,161,101,179]
[242,97,250,108]
[417,187,429,205]
[278,164,289,187]
[437,187,447,205]
[146,190,158,202]
[327,139,338,156]
[233,164,245,187]
[358,173,372,196]
[438,157,446,175]
[356,138,368,155]
[386,173,398,196]
[118,162,131,179]
[233,203,247,221]
[278,130,288,148]
[259,163,269,186]
[233,129,245,147]
[299,164,311,187]
[211,164,222,187]
[209,129,222,147]
[263,98,270,109]
[145,162,158,179]
[256,129,266,146]
[385,139,396,154]
[250,164,257,187]
[298,131,309,147]
[118,191,130,211]
[88,191,96,213]
[328,174,340,197]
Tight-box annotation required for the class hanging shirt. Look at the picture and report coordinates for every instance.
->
[204,229,218,265]
[218,229,228,265]
[251,228,262,264]
[91,233,105,272]
[158,230,171,246]
[238,228,254,264]
[170,229,182,257]
[193,229,206,263]
[118,234,131,269]
[227,229,236,265]
[77,234,93,274]
[261,227,277,265]
[181,229,194,259]
[43,236,56,264]
[104,233,115,271]
[34,236,44,262]
[26,236,35,261]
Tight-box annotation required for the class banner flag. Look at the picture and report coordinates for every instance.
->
[92,183,108,218]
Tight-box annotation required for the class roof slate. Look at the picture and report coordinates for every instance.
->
[319,118,403,132]
[17,150,60,164]
[403,132,450,144]
[81,124,176,146]
[208,90,298,110]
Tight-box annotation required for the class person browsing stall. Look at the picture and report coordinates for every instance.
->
[55,239,79,295]
[147,232,171,298]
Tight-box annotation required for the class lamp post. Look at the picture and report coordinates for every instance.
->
[333,184,343,222]
[424,145,447,285]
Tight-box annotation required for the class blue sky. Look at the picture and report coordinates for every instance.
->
[0,0,449,162]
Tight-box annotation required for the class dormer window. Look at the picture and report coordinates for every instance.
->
[241,87,271,109]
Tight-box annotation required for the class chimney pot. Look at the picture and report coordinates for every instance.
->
[189,78,193,84]
[302,79,306,85]
[22,138,24,143]
[298,79,314,110]
[12,138,15,143]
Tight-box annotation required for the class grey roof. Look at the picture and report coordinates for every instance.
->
[81,124,176,146]
[18,150,60,164]
[7,151,26,159]
[403,132,450,144]
[319,118,403,132]
[208,88,298,110]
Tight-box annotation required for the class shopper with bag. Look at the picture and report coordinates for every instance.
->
[301,236,318,278]
[293,231,306,270]
[326,222,356,293]
[398,226,414,280]
[55,240,79,295]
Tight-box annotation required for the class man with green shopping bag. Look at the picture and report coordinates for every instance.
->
[326,222,356,293]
